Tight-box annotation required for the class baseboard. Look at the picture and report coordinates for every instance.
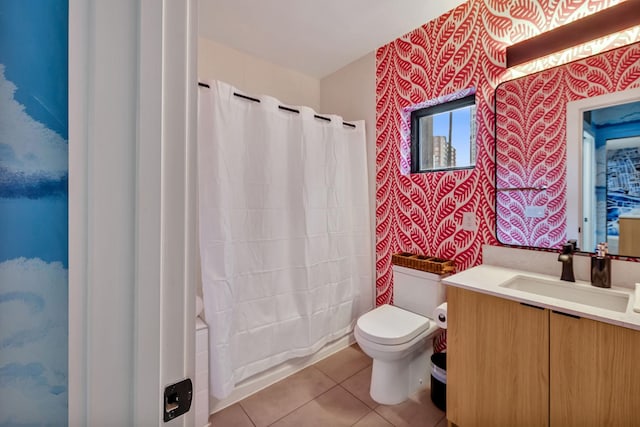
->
[209,333,355,414]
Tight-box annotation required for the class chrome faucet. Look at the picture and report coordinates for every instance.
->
[558,240,577,282]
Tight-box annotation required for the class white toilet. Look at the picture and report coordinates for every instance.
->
[355,265,445,405]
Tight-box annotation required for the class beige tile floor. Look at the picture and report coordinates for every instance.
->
[209,344,446,427]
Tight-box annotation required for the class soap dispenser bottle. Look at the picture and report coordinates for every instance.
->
[591,242,611,288]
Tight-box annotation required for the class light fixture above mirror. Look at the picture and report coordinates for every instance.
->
[506,1,640,68]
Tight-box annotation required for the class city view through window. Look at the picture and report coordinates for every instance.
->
[411,96,477,172]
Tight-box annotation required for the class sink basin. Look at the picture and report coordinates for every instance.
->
[500,275,629,313]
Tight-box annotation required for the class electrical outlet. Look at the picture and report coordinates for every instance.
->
[525,206,545,218]
[462,212,477,231]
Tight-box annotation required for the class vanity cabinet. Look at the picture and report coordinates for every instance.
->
[448,287,640,427]
[447,287,549,426]
[550,311,640,427]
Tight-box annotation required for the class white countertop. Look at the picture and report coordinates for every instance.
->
[443,264,640,331]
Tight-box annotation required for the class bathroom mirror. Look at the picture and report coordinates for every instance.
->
[495,41,640,256]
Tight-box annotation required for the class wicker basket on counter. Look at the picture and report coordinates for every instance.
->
[391,252,456,275]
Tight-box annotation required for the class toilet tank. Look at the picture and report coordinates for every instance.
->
[392,265,446,318]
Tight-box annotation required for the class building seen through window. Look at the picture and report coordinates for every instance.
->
[410,95,476,172]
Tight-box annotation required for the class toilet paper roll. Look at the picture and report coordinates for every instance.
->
[196,295,204,319]
[433,302,447,329]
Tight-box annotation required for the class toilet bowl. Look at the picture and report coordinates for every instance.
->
[355,265,445,405]
[355,304,440,405]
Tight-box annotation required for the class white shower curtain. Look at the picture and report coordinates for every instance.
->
[197,80,371,399]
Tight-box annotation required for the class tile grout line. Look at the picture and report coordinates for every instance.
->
[237,401,258,427]
[338,374,378,411]
[336,369,398,426]
[337,361,372,384]
[372,396,446,427]
[372,406,397,427]
[221,347,372,427]
[258,366,338,427]
[264,384,342,427]
[349,408,376,427]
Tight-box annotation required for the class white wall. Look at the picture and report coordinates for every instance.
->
[320,51,377,310]
[198,38,321,111]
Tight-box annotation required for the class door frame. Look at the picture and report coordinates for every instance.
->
[68,1,197,425]
[566,86,640,250]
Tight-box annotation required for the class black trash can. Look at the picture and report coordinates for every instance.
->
[430,352,446,411]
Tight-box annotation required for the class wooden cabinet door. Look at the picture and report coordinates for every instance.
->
[550,311,640,427]
[447,287,549,427]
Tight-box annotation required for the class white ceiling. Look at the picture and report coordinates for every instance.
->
[198,0,468,79]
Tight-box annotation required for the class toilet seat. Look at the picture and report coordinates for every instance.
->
[356,304,431,346]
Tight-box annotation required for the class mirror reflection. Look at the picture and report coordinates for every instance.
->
[582,101,640,256]
[495,41,640,256]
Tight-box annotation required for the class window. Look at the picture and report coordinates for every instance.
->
[410,95,477,172]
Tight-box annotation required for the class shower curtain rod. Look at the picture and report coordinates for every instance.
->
[198,82,356,128]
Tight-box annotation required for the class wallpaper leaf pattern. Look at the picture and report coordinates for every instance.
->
[375,0,624,305]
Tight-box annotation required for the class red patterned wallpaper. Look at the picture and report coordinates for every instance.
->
[375,0,624,305]
[496,44,640,249]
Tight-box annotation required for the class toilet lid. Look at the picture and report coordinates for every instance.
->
[356,304,431,345]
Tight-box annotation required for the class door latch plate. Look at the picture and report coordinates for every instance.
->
[164,378,193,422]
